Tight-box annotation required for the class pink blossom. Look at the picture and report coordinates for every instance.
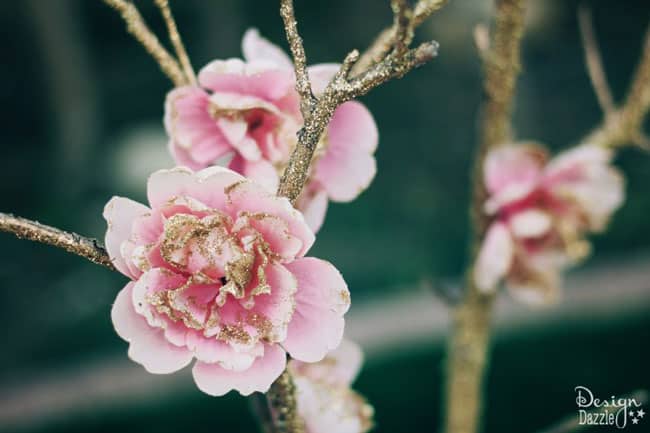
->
[104,166,350,396]
[290,340,374,433]
[164,29,378,231]
[474,143,624,304]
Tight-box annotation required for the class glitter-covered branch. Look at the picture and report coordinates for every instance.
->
[276,0,440,204]
[445,4,650,433]
[0,212,115,270]
[582,24,650,149]
[444,1,527,433]
[102,0,190,86]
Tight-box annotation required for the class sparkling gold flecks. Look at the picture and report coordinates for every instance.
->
[147,277,204,330]
[247,313,274,342]
[218,323,252,346]
[221,250,255,299]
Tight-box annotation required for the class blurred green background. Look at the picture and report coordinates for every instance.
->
[1,1,649,432]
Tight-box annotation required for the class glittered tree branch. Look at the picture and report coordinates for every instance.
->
[352,0,448,75]
[0,212,115,271]
[276,0,440,204]
[102,0,189,86]
[581,23,650,150]
[444,2,527,433]
[577,6,615,117]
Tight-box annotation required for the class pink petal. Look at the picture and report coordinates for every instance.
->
[111,282,193,374]
[296,187,329,233]
[484,144,546,194]
[508,209,552,238]
[250,262,298,342]
[315,101,378,202]
[290,339,362,387]
[192,344,287,396]
[168,139,204,171]
[473,222,514,293]
[199,59,294,102]
[283,258,350,363]
[228,155,280,192]
[307,63,340,95]
[186,332,262,370]
[241,214,303,261]
[147,166,244,210]
[242,28,293,70]
[226,180,315,256]
[104,196,150,278]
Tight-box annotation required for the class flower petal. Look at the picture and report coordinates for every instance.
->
[242,28,293,70]
[509,209,552,238]
[314,101,378,202]
[226,180,315,256]
[192,344,286,396]
[104,196,150,278]
[228,155,280,193]
[473,222,514,293]
[147,166,244,210]
[283,258,350,363]
[111,282,193,374]
[296,187,329,233]
[307,63,340,95]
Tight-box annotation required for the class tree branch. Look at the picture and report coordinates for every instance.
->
[0,212,115,271]
[102,0,187,86]
[154,0,196,85]
[276,0,439,204]
[578,6,616,117]
[444,2,527,433]
[279,0,314,120]
[582,24,650,149]
[352,0,448,75]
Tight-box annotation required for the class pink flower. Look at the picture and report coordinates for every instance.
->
[104,166,350,396]
[164,29,378,232]
[474,143,624,304]
[290,340,374,433]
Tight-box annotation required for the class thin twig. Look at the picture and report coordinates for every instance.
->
[154,0,196,85]
[444,2,527,433]
[391,0,413,55]
[352,0,448,75]
[582,24,650,149]
[0,212,115,271]
[578,6,616,116]
[102,0,186,86]
[276,0,439,204]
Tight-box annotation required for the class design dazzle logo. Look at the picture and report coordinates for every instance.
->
[575,386,645,429]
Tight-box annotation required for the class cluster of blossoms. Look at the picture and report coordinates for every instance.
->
[165,29,378,231]
[291,340,374,433]
[104,29,378,429]
[474,143,624,304]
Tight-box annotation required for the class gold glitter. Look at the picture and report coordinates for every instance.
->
[0,212,115,270]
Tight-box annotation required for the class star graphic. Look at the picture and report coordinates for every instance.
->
[632,417,639,425]
[630,411,636,417]
[638,409,645,418]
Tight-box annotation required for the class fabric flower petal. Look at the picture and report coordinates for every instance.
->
[192,344,286,396]
[242,28,293,70]
[104,197,151,278]
[473,222,514,293]
[314,101,378,202]
[283,258,350,362]
[112,282,193,374]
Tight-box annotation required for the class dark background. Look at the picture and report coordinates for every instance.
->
[1,1,649,432]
